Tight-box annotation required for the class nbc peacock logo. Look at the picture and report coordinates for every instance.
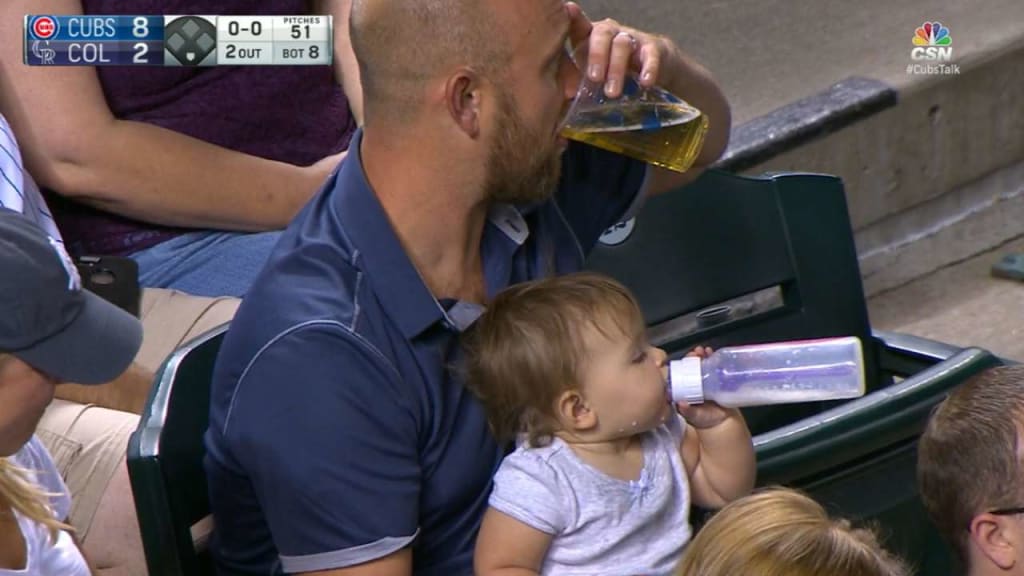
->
[911,22,953,61]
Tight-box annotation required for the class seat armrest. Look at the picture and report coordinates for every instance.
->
[754,347,1001,485]
[874,329,964,378]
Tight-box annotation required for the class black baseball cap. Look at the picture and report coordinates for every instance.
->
[0,209,142,384]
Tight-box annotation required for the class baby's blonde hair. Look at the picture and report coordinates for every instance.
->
[677,488,909,576]
[461,272,644,447]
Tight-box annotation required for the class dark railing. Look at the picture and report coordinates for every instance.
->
[715,76,898,173]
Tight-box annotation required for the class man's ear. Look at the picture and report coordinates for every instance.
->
[557,389,597,432]
[969,513,1020,570]
[445,68,485,138]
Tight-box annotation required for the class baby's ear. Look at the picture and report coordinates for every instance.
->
[557,389,597,431]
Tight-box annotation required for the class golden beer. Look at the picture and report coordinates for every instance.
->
[560,101,709,173]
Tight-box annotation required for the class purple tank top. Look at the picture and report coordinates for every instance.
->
[51,0,356,256]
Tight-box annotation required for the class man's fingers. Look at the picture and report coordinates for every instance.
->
[584,20,619,82]
[577,16,664,93]
[638,40,660,87]
[565,2,592,48]
[604,31,635,97]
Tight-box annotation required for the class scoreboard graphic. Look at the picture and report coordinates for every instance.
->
[24,15,332,66]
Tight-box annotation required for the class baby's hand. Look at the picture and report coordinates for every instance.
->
[662,345,713,383]
[676,399,733,429]
[686,345,713,359]
[676,345,728,428]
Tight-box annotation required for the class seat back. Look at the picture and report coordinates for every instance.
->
[586,169,877,433]
[755,346,1003,575]
[127,325,227,576]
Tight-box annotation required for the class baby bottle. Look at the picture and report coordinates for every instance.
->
[667,336,866,407]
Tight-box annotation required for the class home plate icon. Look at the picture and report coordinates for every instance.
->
[163,15,216,66]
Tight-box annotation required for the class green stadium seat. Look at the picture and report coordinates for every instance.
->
[127,169,996,575]
[755,346,1001,574]
[585,168,1005,574]
[586,168,971,433]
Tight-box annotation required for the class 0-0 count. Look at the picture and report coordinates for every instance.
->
[227,20,262,35]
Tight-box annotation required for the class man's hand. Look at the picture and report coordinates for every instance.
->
[563,2,732,192]
[565,2,671,98]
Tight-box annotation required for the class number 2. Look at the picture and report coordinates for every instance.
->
[133,42,148,63]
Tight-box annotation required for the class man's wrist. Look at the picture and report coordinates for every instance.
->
[657,39,695,91]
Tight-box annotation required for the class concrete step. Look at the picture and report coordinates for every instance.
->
[869,235,1024,361]
[749,44,1024,296]
[588,0,1024,295]
[582,0,1024,124]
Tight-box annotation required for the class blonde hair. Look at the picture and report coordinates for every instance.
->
[461,272,645,446]
[676,488,910,576]
[0,354,71,541]
[0,459,71,541]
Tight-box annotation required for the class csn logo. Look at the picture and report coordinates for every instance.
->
[911,21,953,61]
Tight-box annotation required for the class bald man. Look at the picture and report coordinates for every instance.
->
[204,1,732,574]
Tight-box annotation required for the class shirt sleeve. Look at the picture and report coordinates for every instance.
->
[223,323,420,573]
[554,142,649,254]
[13,436,72,521]
[488,449,568,535]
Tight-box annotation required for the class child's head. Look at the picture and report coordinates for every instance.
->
[676,488,909,576]
[918,365,1024,569]
[462,272,669,447]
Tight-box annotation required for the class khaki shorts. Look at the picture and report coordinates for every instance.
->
[37,288,240,538]
[134,288,242,373]
[35,400,138,539]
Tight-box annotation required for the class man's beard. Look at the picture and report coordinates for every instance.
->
[484,90,564,205]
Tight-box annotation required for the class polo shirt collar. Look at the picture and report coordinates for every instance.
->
[333,130,535,338]
[486,203,528,246]
[333,131,447,339]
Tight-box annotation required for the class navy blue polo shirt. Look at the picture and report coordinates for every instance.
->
[204,130,647,575]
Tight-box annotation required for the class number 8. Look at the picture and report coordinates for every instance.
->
[133,16,148,38]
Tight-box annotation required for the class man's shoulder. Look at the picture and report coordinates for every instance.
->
[242,204,367,327]
[215,206,387,375]
[222,279,386,379]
